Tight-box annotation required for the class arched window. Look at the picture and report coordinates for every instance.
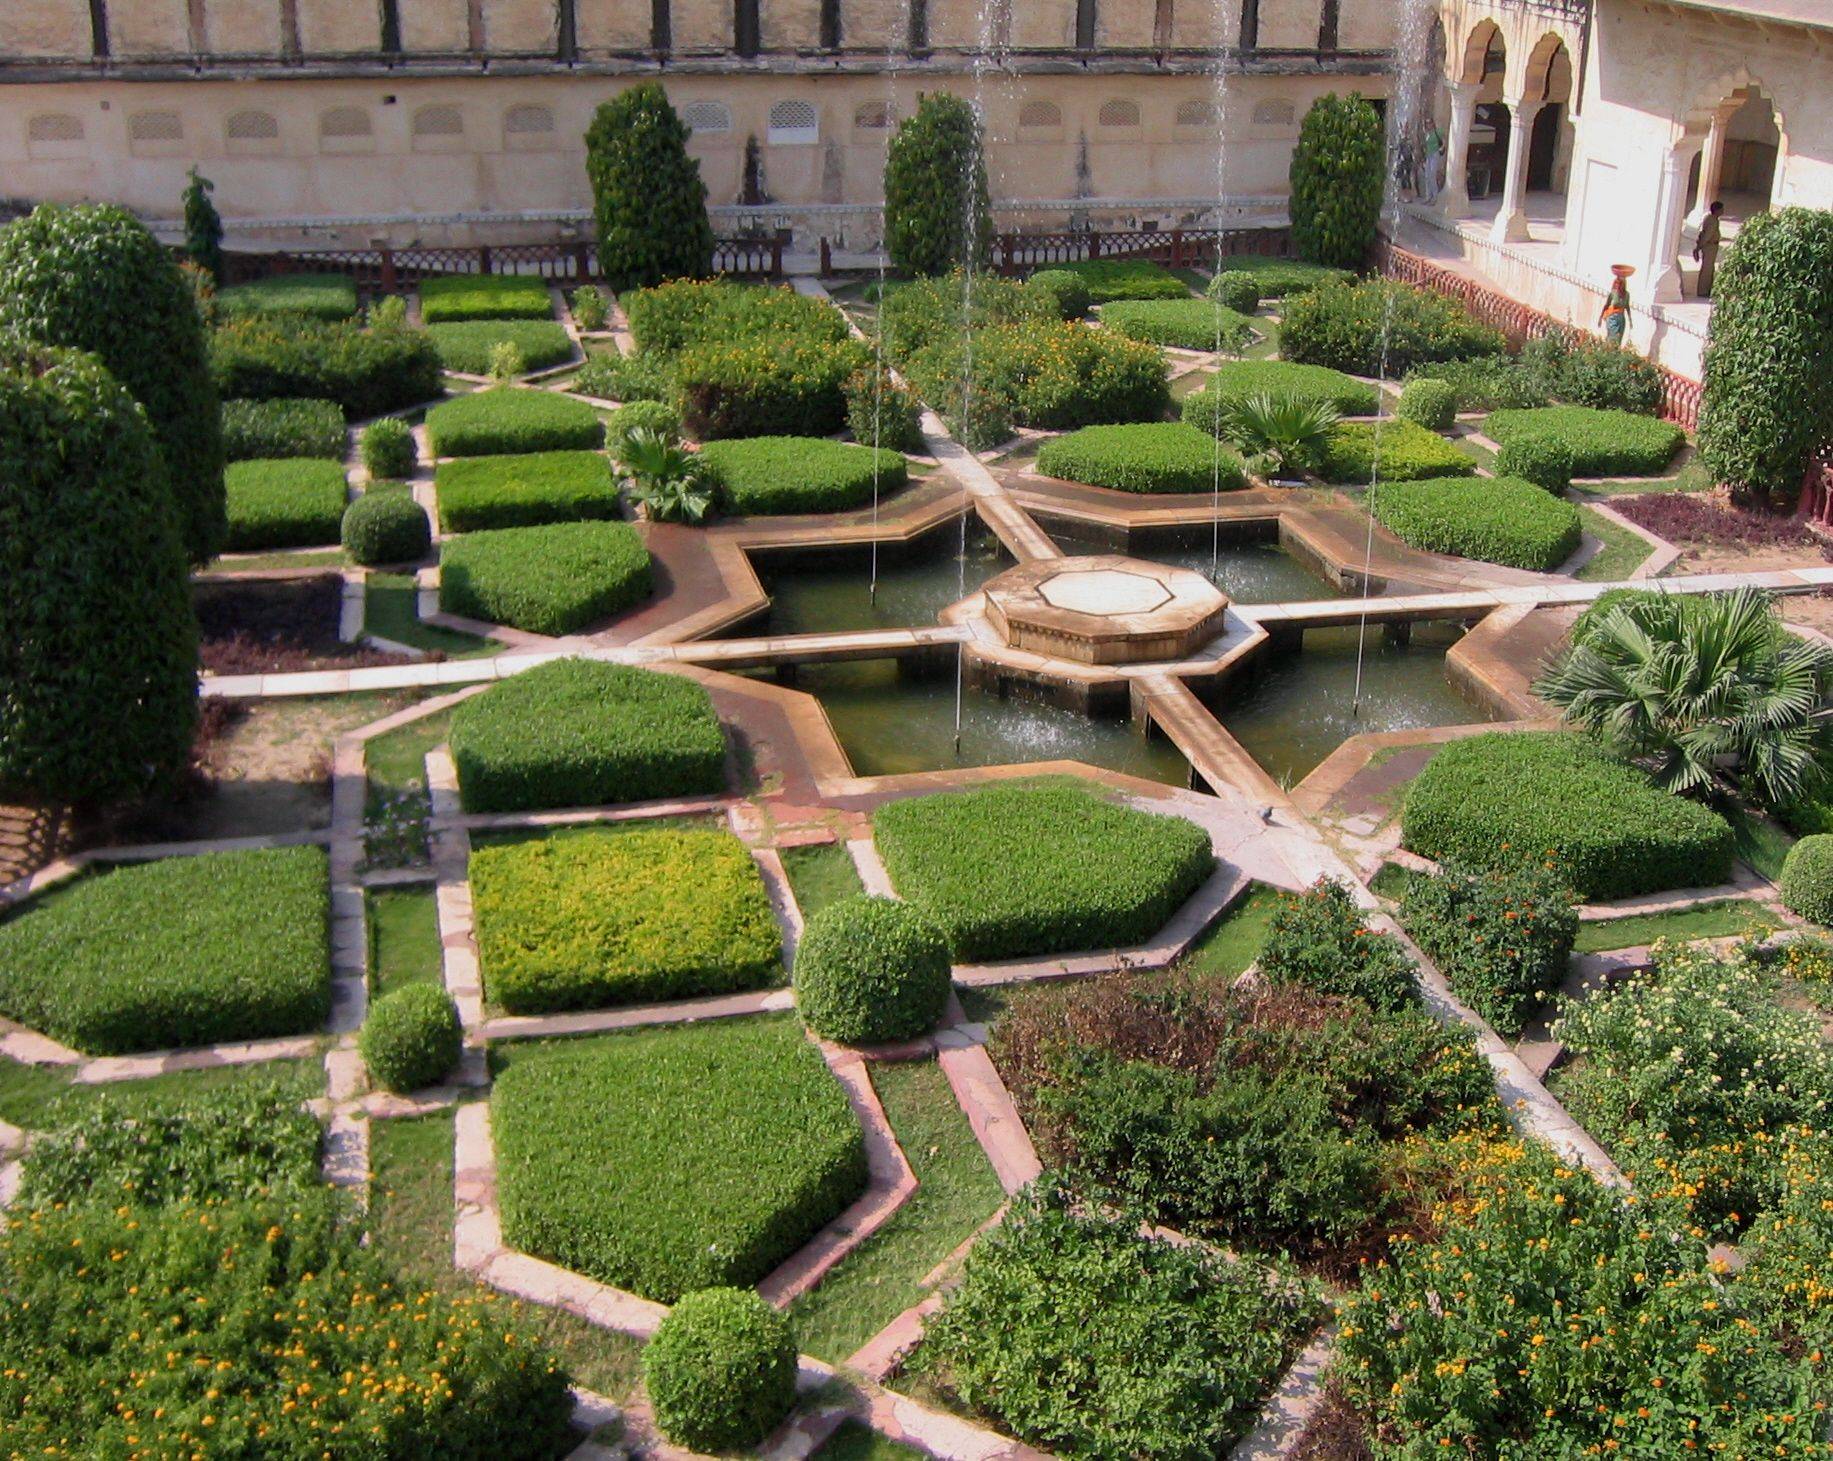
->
[226,110,279,141]
[320,107,373,140]
[504,104,554,137]
[854,101,894,130]
[767,100,819,145]
[681,100,732,136]
[1018,99,1062,129]
[412,104,464,137]
[128,111,182,143]
[1175,100,1218,127]
[1251,98,1294,127]
[1097,98,1140,128]
[27,113,83,144]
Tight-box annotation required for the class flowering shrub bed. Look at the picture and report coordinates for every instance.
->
[1279,279,1507,376]
[439,520,649,634]
[418,273,554,322]
[574,348,674,405]
[905,322,1169,431]
[675,335,871,440]
[216,272,360,322]
[224,458,349,550]
[434,449,620,532]
[1316,419,1476,484]
[469,825,781,1012]
[873,782,1213,960]
[491,1016,866,1300]
[425,389,603,457]
[1371,474,1581,570]
[1486,405,1686,477]
[695,436,908,515]
[878,273,1053,363]
[1401,731,1735,900]
[0,847,330,1055]
[1053,258,1190,303]
[450,659,725,813]
[1098,297,1256,352]
[221,397,346,461]
[1180,360,1379,430]
[623,278,848,354]
[1255,878,1416,1010]
[1033,422,1247,494]
[426,320,574,375]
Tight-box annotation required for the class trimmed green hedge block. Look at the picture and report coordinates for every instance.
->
[426,389,603,457]
[359,984,461,1093]
[1401,731,1735,900]
[874,782,1214,960]
[1206,271,1263,314]
[471,825,782,1012]
[1053,258,1190,303]
[216,273,359,322]
[1318,420,1476,484]
[211,317,442,421]
[645,1288,799,1453]
[794,895,953,1044]
[1496,433,1575,493]
[435,450,620,532]
[1034,422,1247,494]
[1396,378,1457,432]
[224,457,348,550]
[1180,360,1379,430]
[342,490,430,565]
[0,847,331,1055]
[622,278,848,354]
[451,659,725,813]
[1781,835,1833,925]
[1207,256,1354,298]
[675,336,869,440]
[1026,268,1092,319]
[427,321,575,375]
[1099,298,1257,352]
[1485,406,1686,478]
[695,436,908,515]
[221,397,346,461]
[492,1017,867,1300]
[439,520,650,634]
[418,274,554,323]
[1372,475,1581,570]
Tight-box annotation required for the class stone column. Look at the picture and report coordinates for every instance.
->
[1649,140,1702,303]
[1685,111,1731,230]
[1490,98,1545,244]
[1440,81,1481,220]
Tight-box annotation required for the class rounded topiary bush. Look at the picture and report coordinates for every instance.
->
[1497,433,1575,493]
[359,984,462,1093]
[1781,836,1833,926]
[361,417,417,480]
[1397,378,1457,433]
[1027,269,1092,320]
[1207,270,1262,315]
[642,1287,798,1453]
[796,895,952,1045]
[342,491,431,566]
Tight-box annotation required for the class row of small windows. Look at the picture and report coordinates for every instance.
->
[26,104,558,152]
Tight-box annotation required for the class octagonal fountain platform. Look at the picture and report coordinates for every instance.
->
[979,554,1231,666]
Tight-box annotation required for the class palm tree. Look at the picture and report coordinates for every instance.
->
[1533,586,1833,807]
[1216,392,1341,482]
[616,426,715,525]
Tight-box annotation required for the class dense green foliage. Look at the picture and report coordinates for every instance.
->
[617,426,716,523]
[360,983,462,1092]
[0,343,198,804]
[1098,297,1256,352]
[1288,93,1384,269]
[180,167,224,279]
[418,274,553,323]
[1781,834,1833,924]
[644,1288,800,1452]
[450,659,725,814]
[360,415,417,478]
[425,388,603,456]
[1034,422,1246,493]
[1496,431,1575,492]
[623,279,847,355]
[696,436,907,515]
[221,396,346,462]
[224,457,348,550]
[1054,258,1189,303]
[470,826,781,1012]
[0,203,225,562]
[1026,268,1093,319]
[1396,377,1457,431]
[574,348,674,404]
[434,449,619,531]
[1486,405,1685,477]
[215,273,359,322]
[904,321,1168,432]
[585,82,714,291]
[1207,256,1352,298]
[874,783,1213,960]
[795,895,953,1044]
[569,285,608,330]
[341,491,430,565]
[675,334,871,439]
[1401,731,1735,900]
[1317,419,1476,484]
[1521,330,1666,414]
[877,272,1053,364]
[1404,354,1552,412]
[211,316,442,420]
[843,364,927,453]
[427,320,573,375]
[1211,392,1343,480]
[0,847,329,1055]
[1281,279,1507,376]
[1206,270,1262,314]
[1371,474,1581,570]
[1698,207,1833,509]
[1255,879,1416,1010]
[439,520,649,634]
[491,1018,866,1299]
[1180,359,1378,427]
[605,398,682,455]
[884,93,991,277]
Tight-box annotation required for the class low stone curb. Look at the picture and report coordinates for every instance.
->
[1583,498,1682,579]
[74,1032,324,1085]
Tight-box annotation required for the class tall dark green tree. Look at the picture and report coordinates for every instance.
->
[181,166,224,280]
[884,92,991,278]
[0,340,199,806]
[1698,206,1833,511]
[585,83,714,291]
[1288,92,1384,270]
[0,204,225,564]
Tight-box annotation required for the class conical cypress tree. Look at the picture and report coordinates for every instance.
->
[1289,92,1384,270]
[884,92,991,278]
[586,83,715,292]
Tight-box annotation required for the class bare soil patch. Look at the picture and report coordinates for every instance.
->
[195,575,412,675]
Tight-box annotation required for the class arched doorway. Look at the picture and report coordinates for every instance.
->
[1464,20,1507,200]
[1665,81,1785,302]
[1522,33,1574,196]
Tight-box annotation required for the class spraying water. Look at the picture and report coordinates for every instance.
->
[1206,0,1237,585]
[867,8,910,607]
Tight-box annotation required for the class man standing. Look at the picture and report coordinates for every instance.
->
[1420,123,1445,203]
[1693,201,1725,299]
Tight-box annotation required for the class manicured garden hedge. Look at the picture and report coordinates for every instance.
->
[645,1288,799,1453]
[1280,279,1507,376]
[1317,419,1477,484]
[342,490,431,565]
[1053,258,1189,303]
[1396,377,1457,431]
[1098,298,1256,352]
[1485,405,1686,477]
[695,436,908,515]
[360,984,462,1093]
[1034,422,1247,493]
[439,520,649,634]
[216,272,360,322]
[1371,474,1581,570]
[575,349,674,405]
[795,895,953,1044]
[0,846,330,1055]
[361,416,417,478]
[874,782,1213,960]
[1401,731,1735,900]
[905,322,1168,432]
[491,1017,867,1299]
[435,450,620,531]
[1207,256,1352,298]
[470,825,781,1011]
[1180,360,1379,430]
[623,278,849,354]
[427,320,575,375]
[450,659,726,813]
[1026,268,1092,319]
[211,317,442,420]
[224,458,349,550]
[221,396,346,461]
[425,388,603,457]
[675,335,870,440]
[1781,835,1833,925]
[419,274,554,323]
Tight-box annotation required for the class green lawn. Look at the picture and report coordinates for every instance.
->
[0,1057,324,1133]
[811,1420,925,1461]
[1180,884,1285,980]
[782,842,867,924]
[368,886,442,998]
[1575,505,1654,582]
[365,574,495,658]
[207,548,348,573]
[1453,435,1497,472]
[365,706,456,805]
[1730,808,1796,883]
[1572,899,1781,954]
[789,1060,1004,1363]
[367,1110,644,1399]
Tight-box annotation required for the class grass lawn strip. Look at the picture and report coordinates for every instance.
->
[368,886,442,997]
[1572,899,1782,954]
[781,843,867,923]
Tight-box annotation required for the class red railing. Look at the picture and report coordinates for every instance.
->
[994,225,1291,276]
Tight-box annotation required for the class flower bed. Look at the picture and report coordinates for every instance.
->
[469,825,781,1011]
[1371,474,1580,570]
[1033,422,1247,493]
[439,520,650,634]
[873,781,1213,960]
[1485,405,1686,477]
[695,436,907,515]
[450,659,726,813]
[221,397,346,461]
[418,274,554,323]
[425,389,603,457]
[426,320,575,375]
[1279,279,1507,376]
[216,272,360,322]
[1609,491,1821,551]
[1051,258,1190,303]
[1180,360,1379,430]
[622,278,848,354]
[491,1016,866,1300]
[1317,419,1476,484]
[1400,731,1735,900]
[224,458,349,550]
[434,450,621,532]
[1098,297,1256,352]
[0,846,330,1055]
